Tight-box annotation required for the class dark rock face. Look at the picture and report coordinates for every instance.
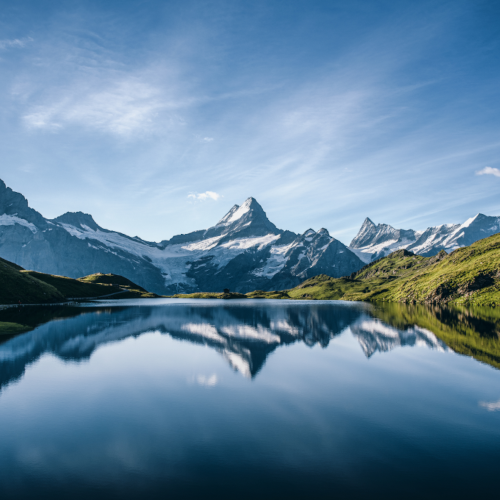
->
[350,213,500,262]
[0,179,364,294]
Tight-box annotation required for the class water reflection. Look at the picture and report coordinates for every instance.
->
[2,298,498,390]
[1,299,500,500]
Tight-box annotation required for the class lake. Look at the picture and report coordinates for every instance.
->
[0,299,499,499]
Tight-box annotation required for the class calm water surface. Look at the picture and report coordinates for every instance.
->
[0,299,499,499]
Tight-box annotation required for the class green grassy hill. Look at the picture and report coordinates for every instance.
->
[23,271,121,298]
[78,273,158,298]
[0,258,158,306]
[79,273,148,292]
[0,258,64,305]
[258,234,500,306]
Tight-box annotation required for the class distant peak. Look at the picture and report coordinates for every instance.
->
[242,197,263,210]
[217,197,266,226]
[362,217,376,227]
[303,229,316,236]
[317,228,330,236]
[461,213,486,228]
[53,211,100,230]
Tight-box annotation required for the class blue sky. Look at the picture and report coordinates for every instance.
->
[1,0,499,243]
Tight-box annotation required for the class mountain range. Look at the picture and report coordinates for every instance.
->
[1,178,499,294]
[349,214,500,262]
[0,179,362,294]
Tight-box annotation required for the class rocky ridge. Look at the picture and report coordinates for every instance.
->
[349,213,500,262]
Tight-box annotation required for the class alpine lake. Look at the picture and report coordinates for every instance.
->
[0,298,499,499]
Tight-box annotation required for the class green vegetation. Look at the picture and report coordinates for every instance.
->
[0,258,64,305]
[78,273,157,298]
[247,290,291,299]
[279,234,500,306]
[0,257,158,305]
[0,321,32,336]
[79,273,147,291]
[23,271,117,298]
[170,291,247,299]
[371,302,500,369]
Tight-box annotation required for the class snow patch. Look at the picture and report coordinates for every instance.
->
[0,214,37,233]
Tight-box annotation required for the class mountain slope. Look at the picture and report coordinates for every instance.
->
[350,214,500,262]
[0,255,157,305]
[0,258,64,305]
[0,179,364,294]
[256,233,500,306]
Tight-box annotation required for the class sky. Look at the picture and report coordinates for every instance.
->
[1,0,499,244]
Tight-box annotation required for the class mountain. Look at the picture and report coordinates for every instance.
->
[349,214,500,262]
[269,233,500,307]
[0,179,363,295]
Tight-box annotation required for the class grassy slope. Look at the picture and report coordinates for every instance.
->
[79,273,147,292]
[170,292,247,299]
[0,259,64,305]
[278,234,500,306]
[23,271,120,298]
[0,257,158,305]
[79,273,157,298]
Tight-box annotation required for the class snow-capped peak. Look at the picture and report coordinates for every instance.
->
[217,204,240,225]
[53,212,101,230]
[216,198,265,226]
[460,213,482,228]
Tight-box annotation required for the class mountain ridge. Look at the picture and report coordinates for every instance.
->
[349,213,500,262]
[0,180,363,294]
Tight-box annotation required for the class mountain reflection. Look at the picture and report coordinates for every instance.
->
[0,300,470,390]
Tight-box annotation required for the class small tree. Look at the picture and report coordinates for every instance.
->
[223,288,230,294]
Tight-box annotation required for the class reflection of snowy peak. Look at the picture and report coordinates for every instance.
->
[0,302,449,389]
[350,319,447,357]
[0,303,366,386]
[0,180,363,294]
[349,214,500,262]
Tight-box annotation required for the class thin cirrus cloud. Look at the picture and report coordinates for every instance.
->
[188,191,222,201]
[476,167,500,178]
[0,37,33,50]
[479,399,500,411]
[22,78,167,135]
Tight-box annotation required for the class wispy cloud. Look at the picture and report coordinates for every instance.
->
[476,166,500,178]
[195,374,218,386]
[479,399,500,411]
[188,191,222,201]
[23,77,167,135]
[0,37,33,50]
